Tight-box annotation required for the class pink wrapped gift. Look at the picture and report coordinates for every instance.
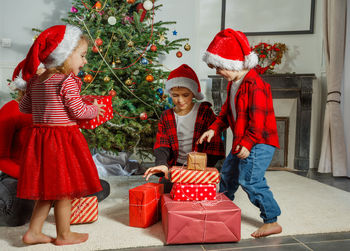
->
[162,193,241,244]
[170,183,216,201]
[78,95,113,129]
[170,166,220,184]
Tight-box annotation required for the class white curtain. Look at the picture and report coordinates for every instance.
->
[318,0,348,176]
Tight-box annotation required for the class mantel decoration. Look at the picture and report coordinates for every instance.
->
[251,42,288,74]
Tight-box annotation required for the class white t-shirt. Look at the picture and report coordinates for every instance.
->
[229,73,247,120]
[174,102,200,164]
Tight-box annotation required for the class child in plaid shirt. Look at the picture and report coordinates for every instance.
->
[198,29,282,238]
[144,64,225,192]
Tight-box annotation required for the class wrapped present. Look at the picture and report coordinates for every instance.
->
[187,152,207,171]
[78,95,113,129]
[129,183,164,228]
[162,193,241,244]
[170,183,216,201]
[170,166,220,184]
[70,196,98,224]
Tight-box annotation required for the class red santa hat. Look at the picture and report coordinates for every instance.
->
[202,28,258,71]
[10,25,82,91]
[165,64,204,100]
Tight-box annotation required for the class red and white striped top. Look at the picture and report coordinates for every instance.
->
[19,73,98,124]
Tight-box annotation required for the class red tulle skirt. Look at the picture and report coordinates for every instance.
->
[17,125,102,200]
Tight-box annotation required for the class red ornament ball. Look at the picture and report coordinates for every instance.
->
[145,74,154,82]
[150,44,157,52]
[83,74,93,83]
[140,112,148,120]
[92,46,99,53]
[176,51,182,58]
[95,38,103,46]
[109,89,117,97]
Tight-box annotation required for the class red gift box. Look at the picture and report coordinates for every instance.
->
[70,196,98,225]
[170,166,220,184]
[129,183,164,228]
[170,183,216,201]
[162,193,241,244]
[78,95,113,129]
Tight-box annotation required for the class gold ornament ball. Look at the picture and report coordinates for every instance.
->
[269,65,275,69]
[128,41,134,47]
[115,58,122,64]
[145,74,154,82]
[104,76,111,82]
[184,43,191,51]
[125,78,133,85]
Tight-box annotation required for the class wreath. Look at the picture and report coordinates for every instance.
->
[252,42,287,74]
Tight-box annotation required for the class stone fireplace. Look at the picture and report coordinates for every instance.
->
[209,73,315,170]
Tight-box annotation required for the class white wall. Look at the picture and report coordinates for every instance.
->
[0,0,325,169]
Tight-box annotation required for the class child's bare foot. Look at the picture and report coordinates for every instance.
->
[251,222,282,238]
[22,230,54,245]
[54,232,89,246]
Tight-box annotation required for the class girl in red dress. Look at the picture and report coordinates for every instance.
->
[12,25,104,246]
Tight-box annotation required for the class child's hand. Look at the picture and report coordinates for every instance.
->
[143,165,169,181]
[236,145,250,159]
[197,129,215,144]
[93,99,106,122]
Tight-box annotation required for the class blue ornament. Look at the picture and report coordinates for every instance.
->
[164,105,170,110]
[156,88,164,96]
[77,70,84,77]
[141,58,148,65]
[172,30,178,35]
[168,97,173,105]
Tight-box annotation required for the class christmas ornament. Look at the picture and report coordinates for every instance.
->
[136,3,147,22]
[77,71,84,77]
[150,44,157,52]
[143,0,153,11]
[111,61,116,68]
[104,76,111,82]
[133,70,140,75]
[108,16,117,25]
[156,88,164,96]
[184,43,191,51]
[176,51,182,58]
[140,112,148,120]
[125,78,133,85]
[94,1,102,10]
[172,30,178,36]
[145,74,154,82]
[70,6,78,13]
[115,58,122,64]
[92,46,99,53]
[127,0,136,3]
[141,58,149,65]
[109,89,117,97]
[95,38,103,46]
[127,41,134,47]
[84,74,93,83]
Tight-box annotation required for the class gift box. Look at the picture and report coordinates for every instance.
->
[162,193,241,244]
[70,196,98,224]
[78,95,114,129]
[170,183,216,201]
[170,166,220,184]
[129,183,164,228]
[187,152,207,171]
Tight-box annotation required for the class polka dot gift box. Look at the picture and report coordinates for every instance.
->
[78,95,114,129]
[170,183,216,201]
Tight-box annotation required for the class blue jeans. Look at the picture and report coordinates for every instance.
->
[219,144,281,223]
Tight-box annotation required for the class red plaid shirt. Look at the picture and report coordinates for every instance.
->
[209,69,279,153]
[154,102,225,166]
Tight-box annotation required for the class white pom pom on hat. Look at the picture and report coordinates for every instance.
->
[11,25,82,90]
[202,28,258,71]
[165,64,204,100]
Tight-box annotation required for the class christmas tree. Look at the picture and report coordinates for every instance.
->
[62,0,188,160]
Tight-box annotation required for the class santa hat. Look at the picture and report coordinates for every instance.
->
[202,28,258,71]
[11,25,82,90]
[165,64,204,100]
